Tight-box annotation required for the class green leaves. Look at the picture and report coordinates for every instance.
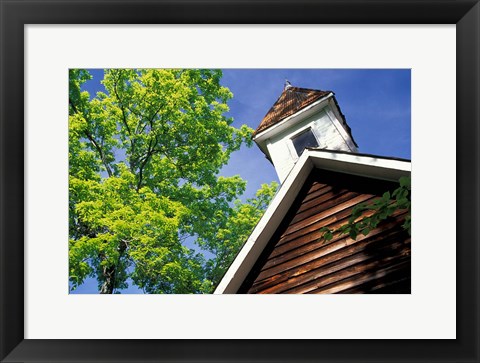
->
[190,181,278,291]
[319,176,411,243]
[319,227,333,242]
[68,69,274,293]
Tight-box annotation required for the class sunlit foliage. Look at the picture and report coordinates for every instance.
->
[69,69,277,293]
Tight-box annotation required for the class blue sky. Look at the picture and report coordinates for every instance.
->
[72,69,411,294]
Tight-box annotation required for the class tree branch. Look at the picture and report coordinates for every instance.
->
[136,137,156,191]
[69,95,114,178]
[83,129,113,177]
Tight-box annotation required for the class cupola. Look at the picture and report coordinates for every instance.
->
[252,82,358,182]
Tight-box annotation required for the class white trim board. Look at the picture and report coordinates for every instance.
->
[252,93,334,143]
[214,149,411,294]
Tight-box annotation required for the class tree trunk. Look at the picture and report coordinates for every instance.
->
[100,265,116,294]
[99,241,127,294]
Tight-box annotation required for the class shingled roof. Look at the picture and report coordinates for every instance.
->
[252,86,332,137]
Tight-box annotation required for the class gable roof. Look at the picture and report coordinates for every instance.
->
[239,169,411,294]
[252,86,332,137]
[214,149,411,294]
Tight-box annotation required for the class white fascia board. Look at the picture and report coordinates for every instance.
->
[252,93,334,144]
[309,150,411,181]
[214,150,314,294]
[325,99,357,152]
[214,149,411,294]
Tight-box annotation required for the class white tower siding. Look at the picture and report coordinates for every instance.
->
[266,105,356,182]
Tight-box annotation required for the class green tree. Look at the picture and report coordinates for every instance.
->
[68,69,277,294]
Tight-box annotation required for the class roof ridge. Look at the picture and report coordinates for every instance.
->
[289,86,331,93]
[253,86,331,137]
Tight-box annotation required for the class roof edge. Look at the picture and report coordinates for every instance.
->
[252,88,333,137]
[252,93,334,142]
[307,147,411,163]
[214,150,411,294]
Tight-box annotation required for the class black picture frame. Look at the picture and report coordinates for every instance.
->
[1,1,479,362]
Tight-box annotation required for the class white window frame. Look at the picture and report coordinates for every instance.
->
[288,126,320,160]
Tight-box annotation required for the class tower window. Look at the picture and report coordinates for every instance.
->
[291,128,319,156]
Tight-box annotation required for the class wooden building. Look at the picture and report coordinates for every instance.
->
[215,82,411,294]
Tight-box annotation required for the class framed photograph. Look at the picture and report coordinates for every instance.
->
[1,1,479,362]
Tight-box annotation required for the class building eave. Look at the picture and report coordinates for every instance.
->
[214,149,411,294]
[252,93,334,144]
[252,87,332,137]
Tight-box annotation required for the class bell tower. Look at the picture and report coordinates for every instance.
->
[252,82,358,182]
